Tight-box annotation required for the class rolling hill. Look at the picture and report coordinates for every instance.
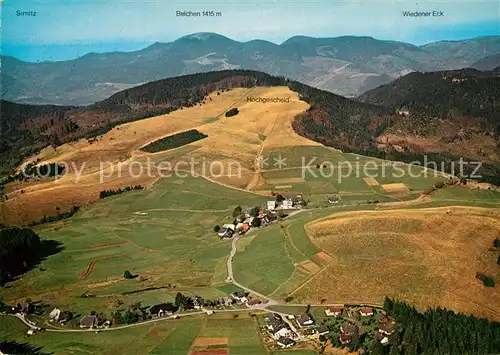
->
[3,68,500,184]
[2,33,500,105]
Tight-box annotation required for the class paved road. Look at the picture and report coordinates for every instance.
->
[7,307,263,333]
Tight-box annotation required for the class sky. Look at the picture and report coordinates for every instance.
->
[1,0,499,62]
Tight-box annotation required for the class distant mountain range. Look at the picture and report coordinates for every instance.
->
[2,33,500,105]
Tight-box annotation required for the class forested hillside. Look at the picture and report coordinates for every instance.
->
[0,100,76,177]
[3,69,500,184]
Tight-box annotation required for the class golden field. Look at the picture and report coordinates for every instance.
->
[292,206,500,320]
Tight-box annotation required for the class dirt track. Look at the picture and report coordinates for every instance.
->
[79,250,156,280]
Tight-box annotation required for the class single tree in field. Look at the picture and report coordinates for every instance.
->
[123,270,133,279]
[213,225,221,233]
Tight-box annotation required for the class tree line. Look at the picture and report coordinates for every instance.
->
[99,185,144,199]
[28,205,80,227]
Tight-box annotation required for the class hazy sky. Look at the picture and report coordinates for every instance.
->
[2,0,499,62]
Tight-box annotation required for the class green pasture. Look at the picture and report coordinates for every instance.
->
[197,315,267,355]
[259,145,444,205]
[0,315,204,355]
[0,174,268,314]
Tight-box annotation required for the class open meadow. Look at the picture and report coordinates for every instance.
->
[0,174,268,314]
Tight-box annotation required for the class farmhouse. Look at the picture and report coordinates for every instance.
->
[17,302,32,315]
[277,336,295,348]
[296,314,314,328]
[79,315,98,329]
[340,323,357,336]
[378,323,395,336]
[267,200,276,210]
[325,306,343,317]
[194,297,206,309]
[359,307,374,317]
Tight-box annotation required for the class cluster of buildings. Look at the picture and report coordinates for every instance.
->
[323,306,395,346]
[216,195,305,239]
[267,194,304,210]
[265,313,297,349]
[217,208,279,239]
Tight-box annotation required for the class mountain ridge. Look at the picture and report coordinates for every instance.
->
[3,33,500,105]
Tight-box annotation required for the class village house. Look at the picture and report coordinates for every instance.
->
[325,306,343,317]
[218,226,235,239]
[291,195,304,207]
[378,323,395,336]
[149,303,178,317]
[216,297,234,307]
[231,291,248,303]
[193,297,206,309]
[339,333,353,345]
[17,302,32,315]
[282,198,294,209]
[338,322,357,344]
[58,311,73,324]
[396,109,410,117]
[340,323,357,336]
[266,313,284,331]
[267,200,276,210]
[49,308,61,321]
[317,325,329,336]
[296,314,314,328]
[327,196,339,204]
[277,336,295,348]
[247,299,261,306]
[79,315,98,329]
[359,307,374,317]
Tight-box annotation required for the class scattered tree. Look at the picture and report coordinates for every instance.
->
[232,205,242,218]
[225,107,239,117]
[213,225,221,233]
[251,218,261,228]
[275,194,285,203]
[123,270,134,279]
